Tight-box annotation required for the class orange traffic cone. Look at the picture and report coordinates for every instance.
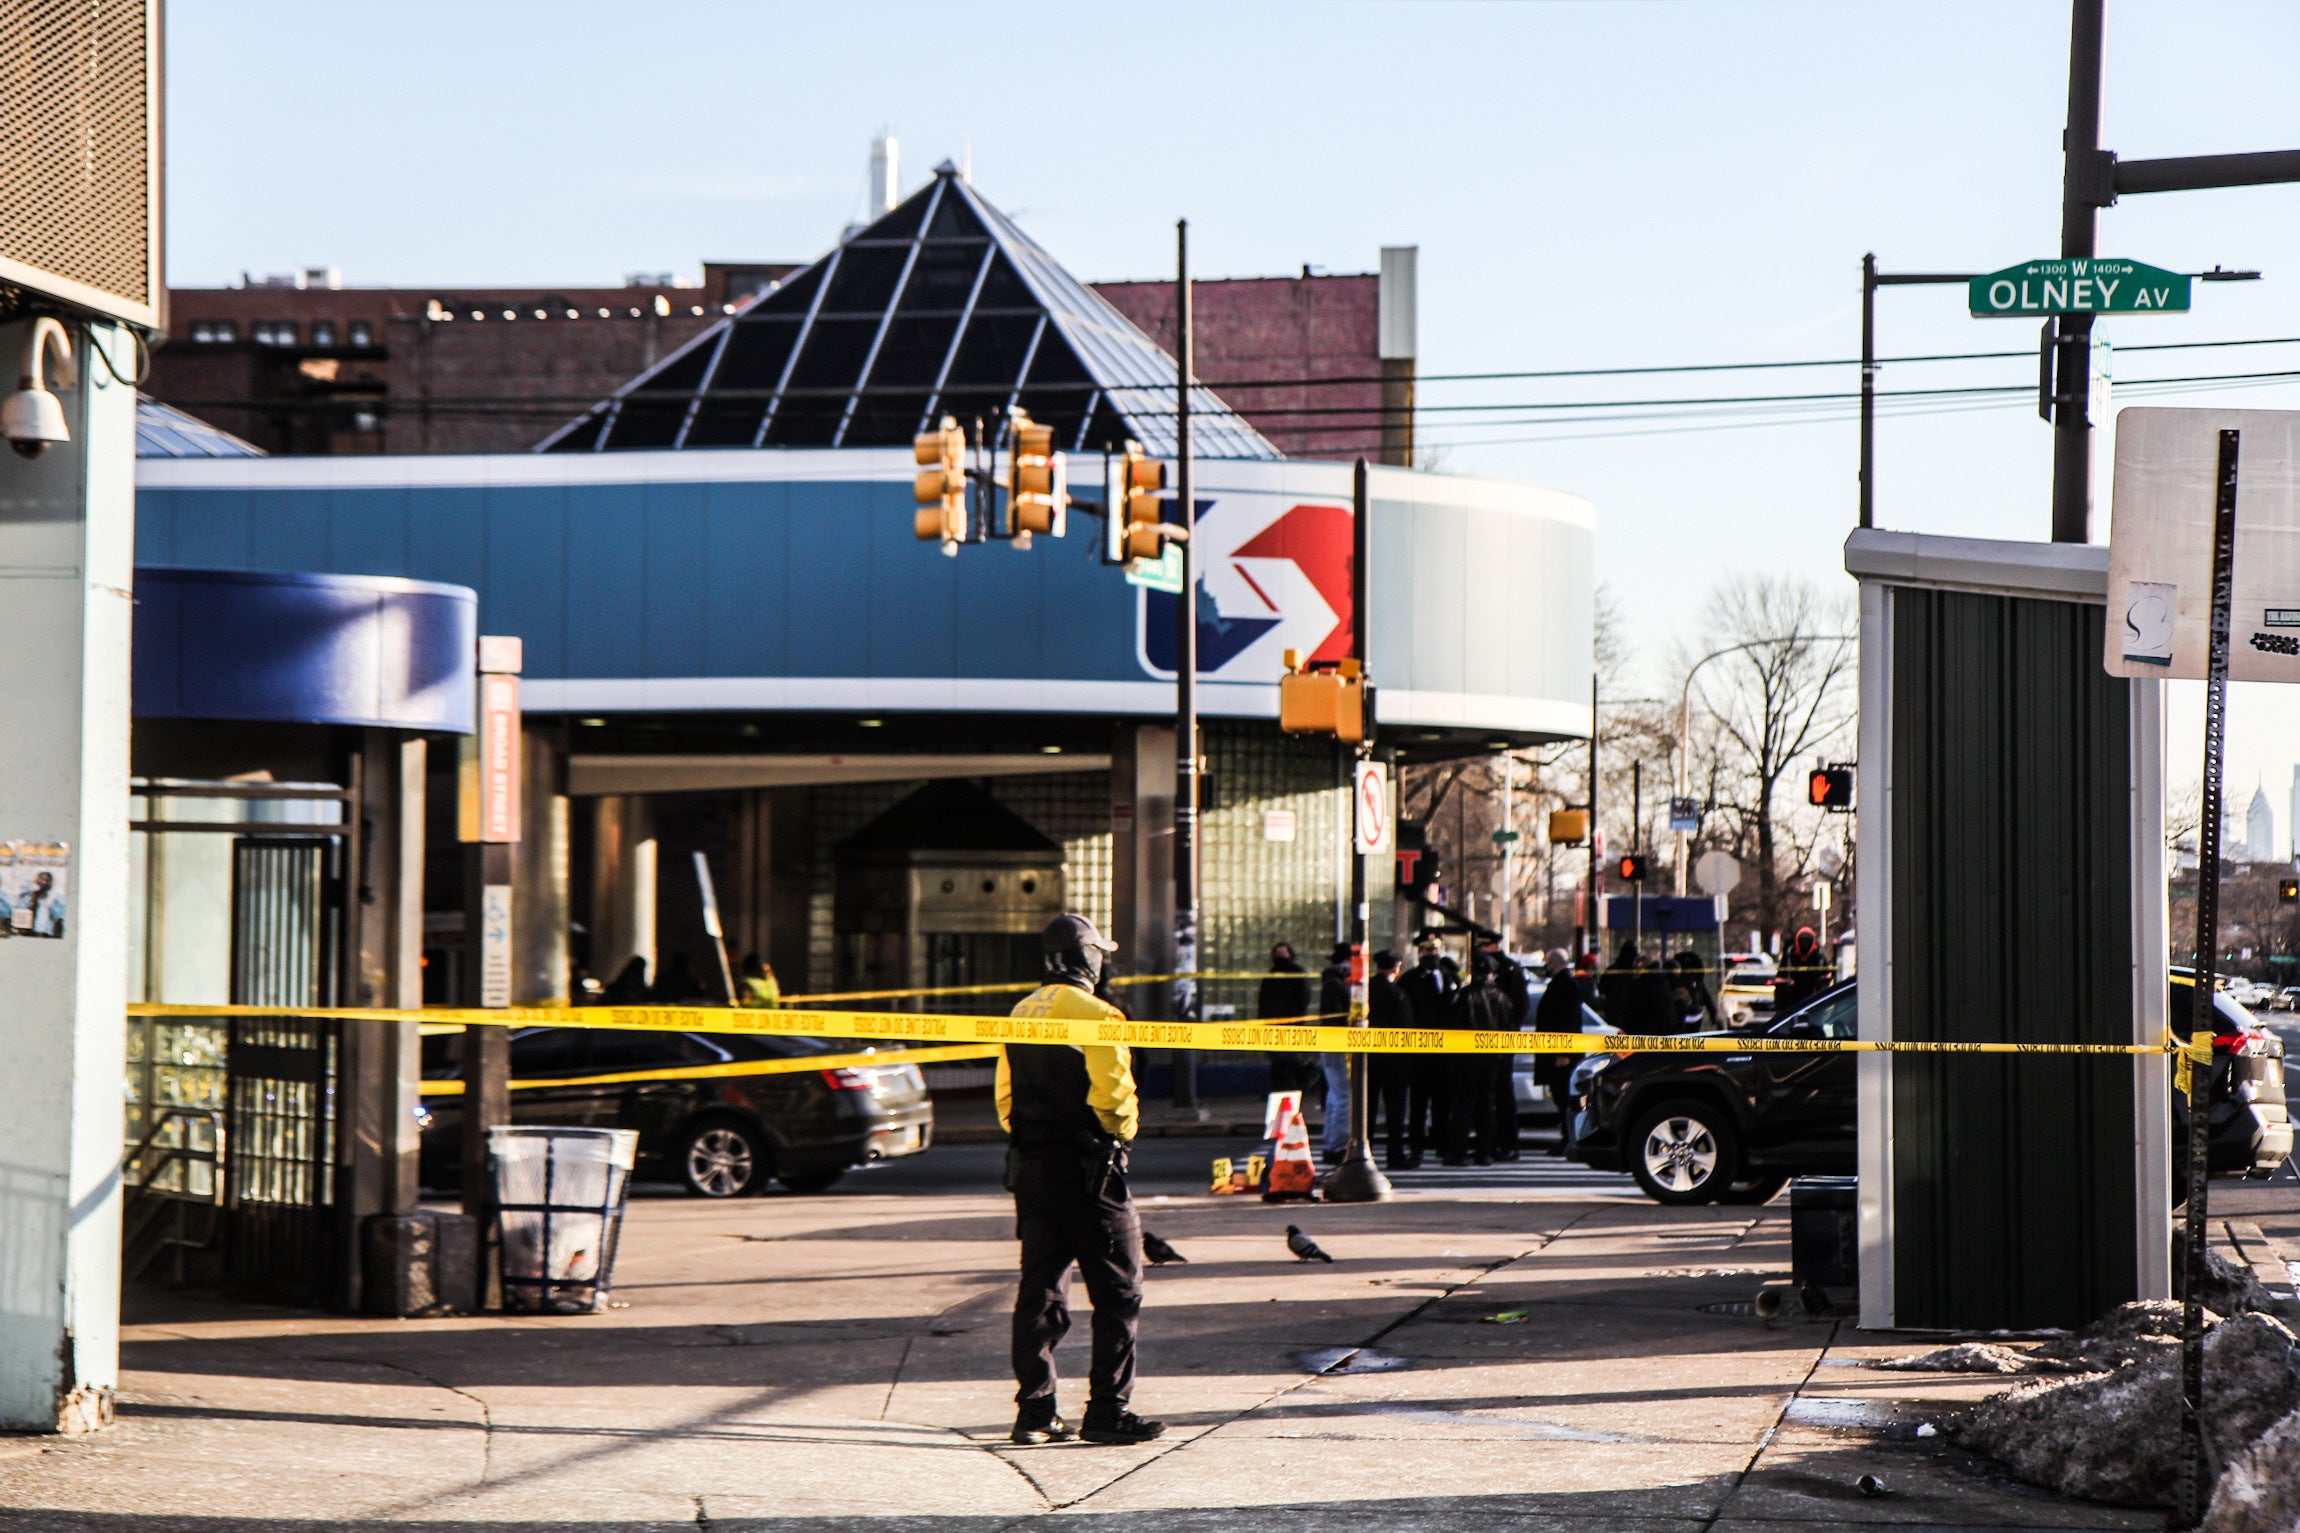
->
[1264,1095,1318,1200]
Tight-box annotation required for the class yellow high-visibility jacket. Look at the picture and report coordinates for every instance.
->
[995,981,1138,1145]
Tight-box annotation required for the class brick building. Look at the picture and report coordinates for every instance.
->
[143,262,795,455]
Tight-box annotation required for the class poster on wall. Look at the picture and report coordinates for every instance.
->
[1,840,69,938]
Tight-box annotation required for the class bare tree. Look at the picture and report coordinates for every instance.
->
[1675,573,1857,942]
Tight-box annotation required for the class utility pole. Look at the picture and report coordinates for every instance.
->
[2051,0,2107,544]
[1325,457,1392,1204]
[1170,219,1202,1113]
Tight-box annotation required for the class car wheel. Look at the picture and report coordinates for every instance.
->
[1628,1099,1741,1206]
[777,1167,846,1194]
[1716,1172,1789,1205]
[681,1118,768,1198]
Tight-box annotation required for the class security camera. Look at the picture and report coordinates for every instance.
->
[2,317,73,458]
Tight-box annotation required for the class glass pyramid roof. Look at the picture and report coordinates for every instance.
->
[538,165,1278,460]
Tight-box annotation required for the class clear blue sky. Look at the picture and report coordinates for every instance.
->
[168,0,2300,828]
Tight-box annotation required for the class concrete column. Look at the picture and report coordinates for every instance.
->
[1110,723,1176,1018]
[514,724,569,1004]
[589,795,657,988]
[0,318,136,1431]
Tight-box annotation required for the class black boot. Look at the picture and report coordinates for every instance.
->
[1011,1410,1076,1445]
[1081,1410,1167,1445]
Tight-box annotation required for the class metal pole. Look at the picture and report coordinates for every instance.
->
[1171,219,1202,1113]
[2176,427,2239,1528]
[1859,253,1877,529]
[1326,456,1392,1204]
[2052,0,2106,544]
[1585,672,1599,959]
[1630,760,1643,958]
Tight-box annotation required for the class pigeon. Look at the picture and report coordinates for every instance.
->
[1285,1225,1334,1263]
[1142,1230,1188,1265]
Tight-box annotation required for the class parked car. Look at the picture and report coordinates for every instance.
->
[2272,986,2300,1014]
[418,1026,933,1197]
[1569,977,2289,1206]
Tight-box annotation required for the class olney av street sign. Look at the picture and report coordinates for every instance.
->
[1969,258,2190,317]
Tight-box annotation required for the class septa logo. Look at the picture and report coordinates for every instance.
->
[1139,490,1353,680]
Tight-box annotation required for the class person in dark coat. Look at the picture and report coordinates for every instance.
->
[601,956,651,1004]
[1258,942,1313,1092]
[1397,937,1454,1161]
[652,951,709,1004]
[1314,944,1354,1164]
[1442,953,1511,1165]
[1366,950,1419,1170]
[1475,939,1530,1159]
[1532,948,1588,1151]
[1773,927,1830,1018]
[1669,949,1721,1030]
[1597,938,1642,1026]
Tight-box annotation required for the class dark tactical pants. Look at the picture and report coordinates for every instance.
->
[1011,1148,1144,1420]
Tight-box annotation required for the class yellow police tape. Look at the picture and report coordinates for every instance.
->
[126,1000,2190,1060]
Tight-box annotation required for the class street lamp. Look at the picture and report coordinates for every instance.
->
[1672,634,1856,896]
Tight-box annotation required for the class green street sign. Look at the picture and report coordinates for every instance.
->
[1491,829,1522,846]
[1123,544,1183,595]
[1969,258,2190,318]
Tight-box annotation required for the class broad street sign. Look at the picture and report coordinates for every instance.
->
[2104,408,2300,682]
[1969,258,2190,318]
[1124,543,1184,594]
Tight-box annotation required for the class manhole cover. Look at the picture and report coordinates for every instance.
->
[1294,1346,1412,1375]
[1700,1301,1756,1316]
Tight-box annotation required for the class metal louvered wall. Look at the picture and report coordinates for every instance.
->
[0,0,160,325]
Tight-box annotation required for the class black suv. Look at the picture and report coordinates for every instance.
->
[419,1027,934,1197]
[1569,980,2289,1206]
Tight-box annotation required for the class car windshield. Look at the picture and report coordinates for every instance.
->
[1766,984,1857,1040]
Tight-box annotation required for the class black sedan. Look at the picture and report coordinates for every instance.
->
[1568,980,2289,1206]
[419,1026,934,1197]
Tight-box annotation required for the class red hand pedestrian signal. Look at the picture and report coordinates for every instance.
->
[1808,764,1854,811]
[1617,853,1649,882]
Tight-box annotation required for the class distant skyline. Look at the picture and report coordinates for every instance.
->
[166,0,2300,792]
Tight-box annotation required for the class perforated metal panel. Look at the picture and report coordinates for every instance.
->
[0,0,160,325]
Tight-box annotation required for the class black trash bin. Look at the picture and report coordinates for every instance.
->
[1790,1176,1859,1302]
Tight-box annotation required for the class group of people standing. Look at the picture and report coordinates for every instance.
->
[1259,934,1534,1171]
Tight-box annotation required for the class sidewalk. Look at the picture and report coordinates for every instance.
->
[0,1142,2198,1531]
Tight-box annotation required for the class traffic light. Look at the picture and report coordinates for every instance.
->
[1547,808,1589,846]
[913,415,967,553]
[1006,414,1066,544]
[1617,853,1650,882]
[1110,439,1168,562]
[2281,878,2298,904]
[1808,763,1854,811]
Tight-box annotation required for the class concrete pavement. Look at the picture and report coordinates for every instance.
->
[0,1138,2179,1530]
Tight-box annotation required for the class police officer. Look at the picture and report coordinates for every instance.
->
[999,913,1167,1447]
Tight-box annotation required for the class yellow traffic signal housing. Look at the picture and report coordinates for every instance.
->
[1547,808,1589,846]
[1008,417,1066,540]
[1277,650,1366,743]
[1111,439,1169,563]
[913,416,967,552]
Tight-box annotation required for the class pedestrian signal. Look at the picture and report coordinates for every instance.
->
[1808,763,1854,811]
[1617,853,1650,882]
[1111,439,1168,563]
[1547,808,1589,846]
[1277,649,1366,744]
[2281,878,2299,905]
[913,416,967,553]
[1007,414,1066,543]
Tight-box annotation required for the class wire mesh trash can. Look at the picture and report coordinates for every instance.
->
[488,1126,638,1313]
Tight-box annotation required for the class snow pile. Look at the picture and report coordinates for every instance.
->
[1954,1312,2300,1508]
[2202,1408,2300,1533]
[1879,1299,2188,1377]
